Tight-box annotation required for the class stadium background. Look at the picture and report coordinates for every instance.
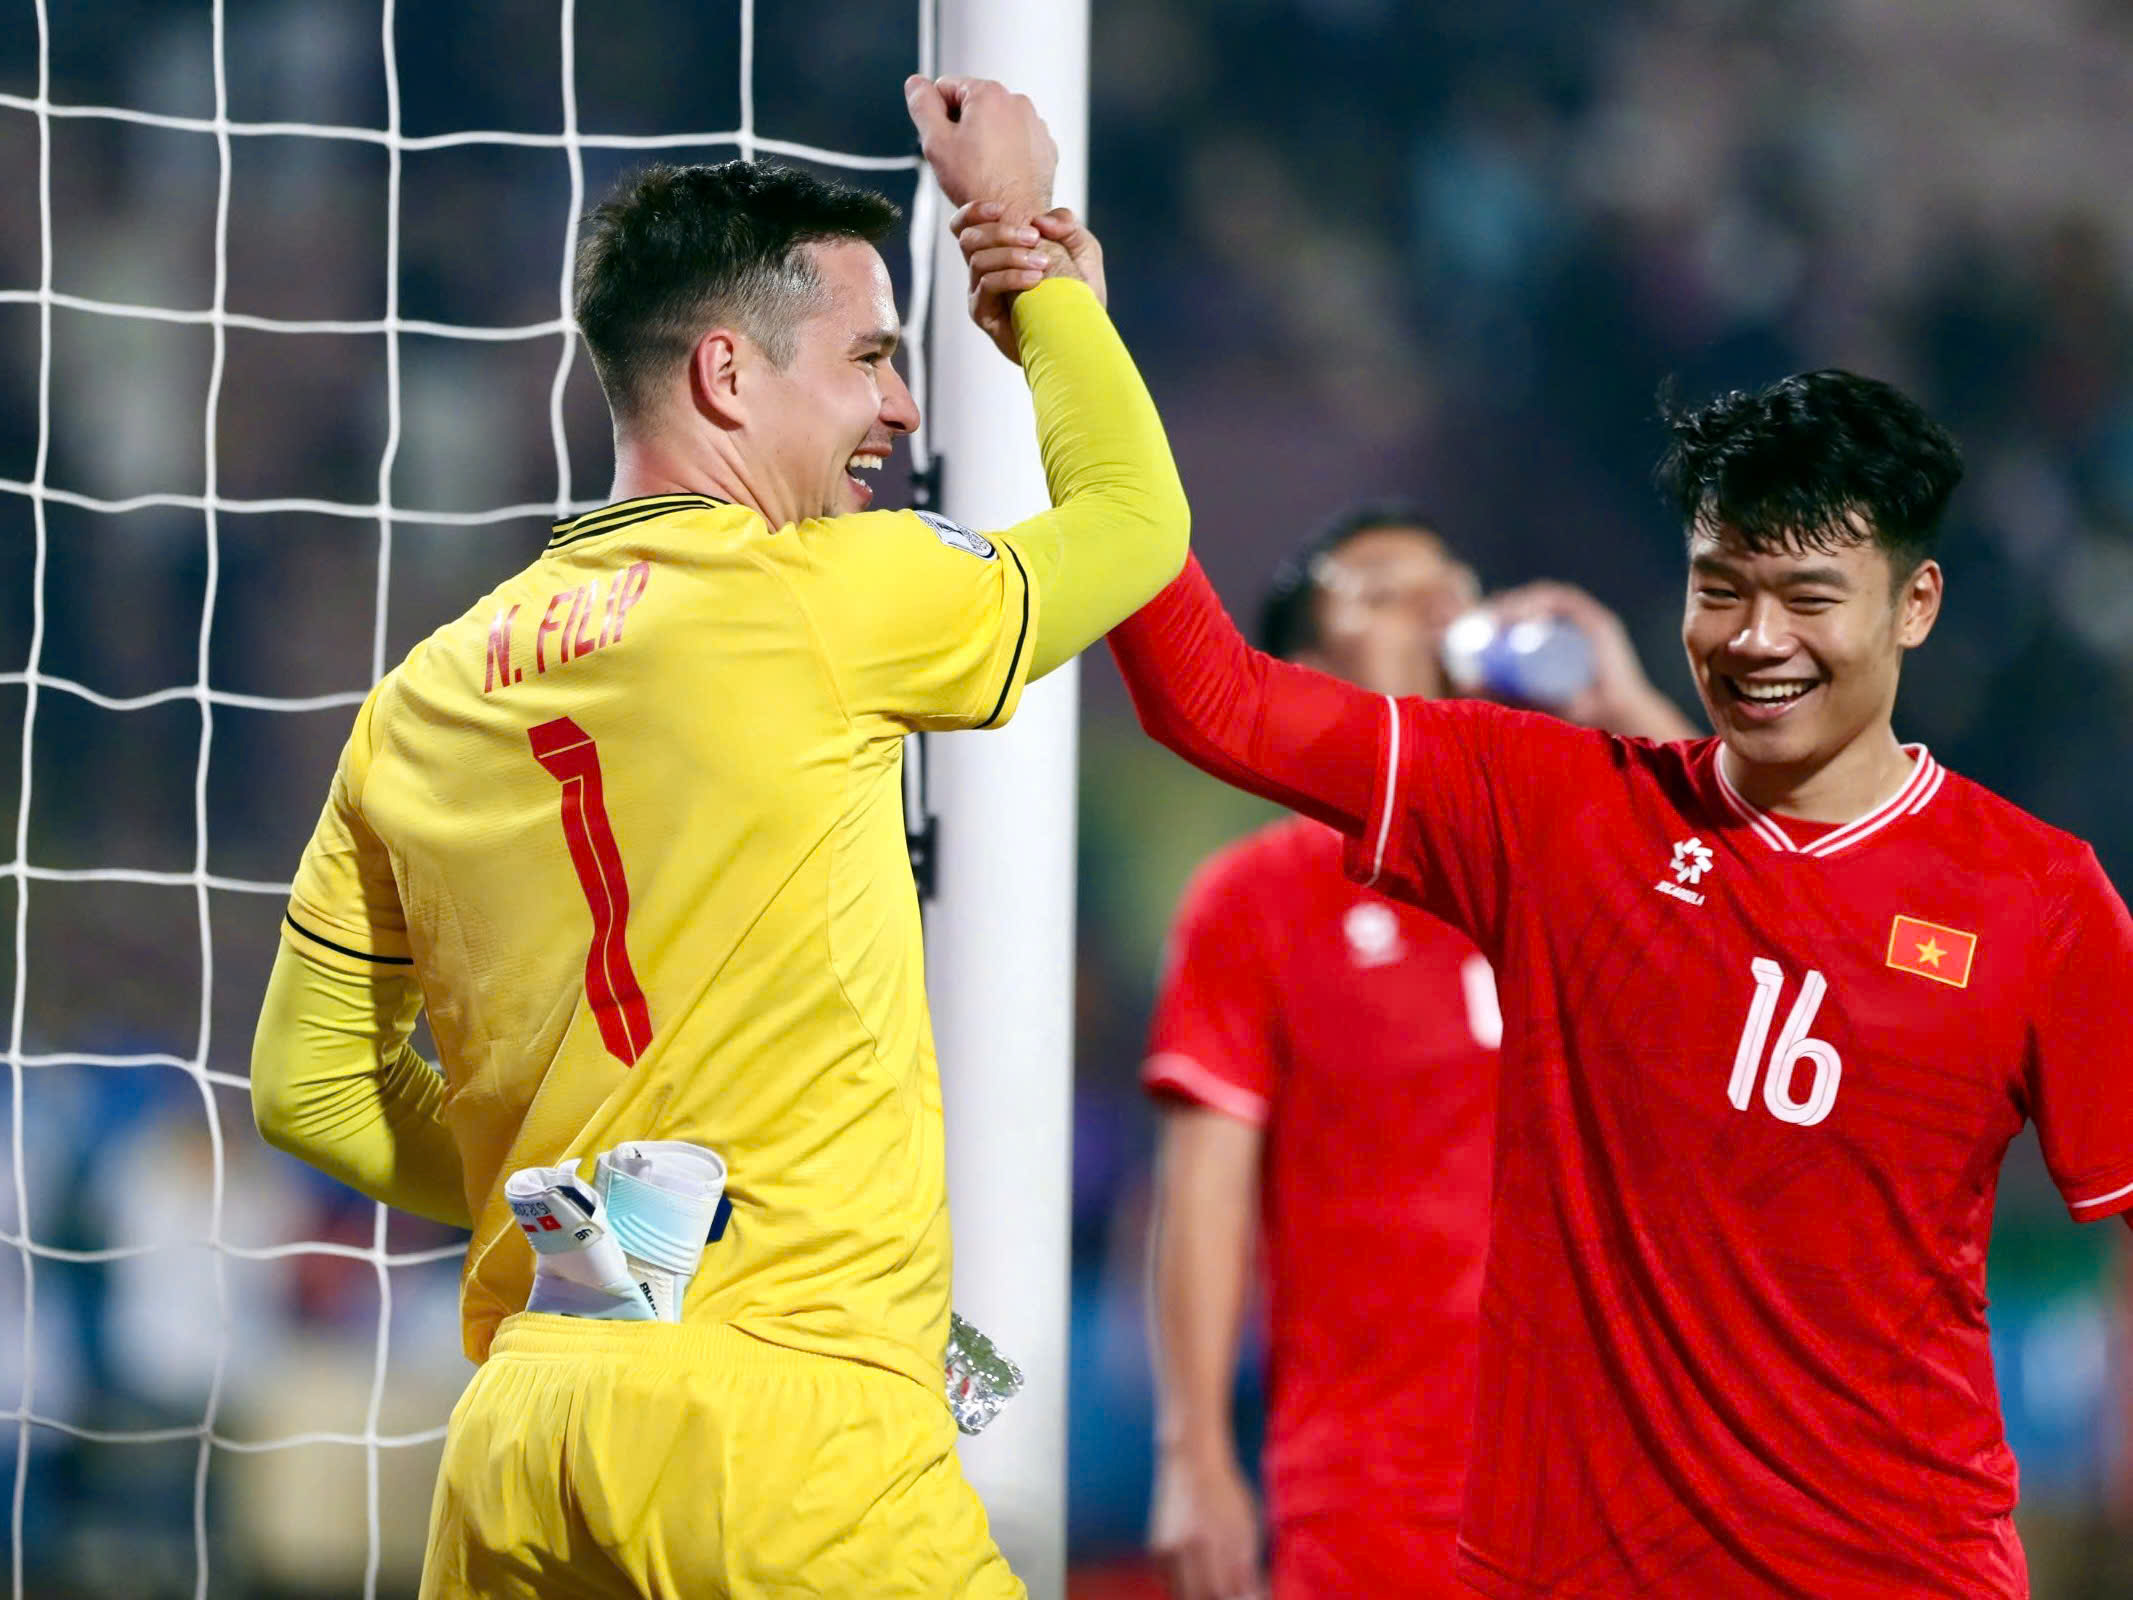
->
[4,0,2132,1594]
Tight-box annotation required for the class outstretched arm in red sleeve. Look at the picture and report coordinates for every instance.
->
[1107,554,1386,836]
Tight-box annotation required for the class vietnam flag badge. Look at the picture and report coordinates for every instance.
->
[1886,915,1977,988]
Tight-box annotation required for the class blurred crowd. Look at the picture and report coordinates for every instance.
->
[3,0,2132,1593]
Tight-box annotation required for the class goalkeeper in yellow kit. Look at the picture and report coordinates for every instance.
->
[248,77,1184,1599]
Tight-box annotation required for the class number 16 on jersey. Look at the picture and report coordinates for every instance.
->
[1728,958,1842,1127]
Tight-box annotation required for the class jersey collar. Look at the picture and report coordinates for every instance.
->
[1710,742,1945,858]
[548,493,728,549]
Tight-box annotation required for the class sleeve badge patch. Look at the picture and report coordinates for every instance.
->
[915,509,996,561]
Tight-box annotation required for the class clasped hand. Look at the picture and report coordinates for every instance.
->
[904,75,1108,364]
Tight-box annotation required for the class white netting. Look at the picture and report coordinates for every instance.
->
[1,2,938,1592]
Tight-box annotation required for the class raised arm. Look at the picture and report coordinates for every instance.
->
[1108,555,1388,837]
[941,193,1385,827]
[910,77,1188,679]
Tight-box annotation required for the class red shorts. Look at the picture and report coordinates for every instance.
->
[1272,1512,1468,1599]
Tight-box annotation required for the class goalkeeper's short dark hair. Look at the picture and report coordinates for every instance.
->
[575,160,900,422]
[1258,499,1445,659]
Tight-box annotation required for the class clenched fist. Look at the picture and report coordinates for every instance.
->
[904,74,1057,220]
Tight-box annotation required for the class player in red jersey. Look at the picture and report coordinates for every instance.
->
[1142,507,1695,1600]
[958,205,2133,1593]
[1082,362,2133,1597]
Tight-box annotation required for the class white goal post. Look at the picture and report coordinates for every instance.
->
[925,4,1090,1596]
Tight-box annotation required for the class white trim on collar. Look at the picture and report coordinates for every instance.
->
[1712,743,1942,858]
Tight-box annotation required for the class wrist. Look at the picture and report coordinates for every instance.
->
[1156,1423,1238,1471]
[981,187,1052,226]
[1033,239,1082,284]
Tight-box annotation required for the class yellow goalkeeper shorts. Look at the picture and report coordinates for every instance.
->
[419,1313,1024,1599]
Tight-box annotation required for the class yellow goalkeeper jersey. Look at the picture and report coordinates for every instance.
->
[286,492,1036,1386]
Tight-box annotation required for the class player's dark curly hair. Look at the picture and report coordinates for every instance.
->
[575,160,900,421]
[1655,370,1963,579]
[1258,500,1447,659]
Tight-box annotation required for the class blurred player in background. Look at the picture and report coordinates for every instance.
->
[250,78,1179,1599]
[1075,356,2133,1596]
[1138,504,1693,1600]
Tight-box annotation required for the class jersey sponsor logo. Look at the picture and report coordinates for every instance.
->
[1343,900,1405,968]
[915,509,996,560]
[1885,914,1977,988]
[1655,835,1714,905]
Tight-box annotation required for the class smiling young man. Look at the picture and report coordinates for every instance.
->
[250,79,1186,1598]
[1093,369,2133,1597]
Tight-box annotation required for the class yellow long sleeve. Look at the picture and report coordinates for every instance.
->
[999,276,1191,679]
[251,937,472,1228]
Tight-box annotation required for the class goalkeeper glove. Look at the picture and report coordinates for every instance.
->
[592,1141,729,1322]
[505,1161,658,1321]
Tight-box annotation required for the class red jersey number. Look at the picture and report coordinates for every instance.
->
[529,715,653,1066]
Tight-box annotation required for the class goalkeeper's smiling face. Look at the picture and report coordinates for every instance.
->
[752,238,919,521]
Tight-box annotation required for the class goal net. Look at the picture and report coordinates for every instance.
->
[0,3,964,1593]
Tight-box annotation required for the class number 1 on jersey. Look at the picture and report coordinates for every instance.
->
[1728,957,1841,1126]
[529,716,653,1066]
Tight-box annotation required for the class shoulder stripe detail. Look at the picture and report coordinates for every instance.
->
[2069,1175,2133,1213]
[1360,694,1401,886]
[1143,1052,1270,1125]
[978,542,1031,730]
[284,912,414,966]
[548,494,727,548]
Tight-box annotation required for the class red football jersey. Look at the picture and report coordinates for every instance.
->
[1346,700,2133,1598]
[1144,816,1499,1523]
[1107,559,2133,1600]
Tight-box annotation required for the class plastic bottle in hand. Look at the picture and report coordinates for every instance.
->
[1440,609,1594,709]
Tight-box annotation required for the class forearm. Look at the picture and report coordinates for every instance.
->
[251,940,471,1228]
[1149,1108,1260,1461]
[1597,684,1700,741]
[1109,555,1384,833]
[1001,278,1189,678]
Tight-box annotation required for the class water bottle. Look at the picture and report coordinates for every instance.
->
[1440,608,1595,709]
